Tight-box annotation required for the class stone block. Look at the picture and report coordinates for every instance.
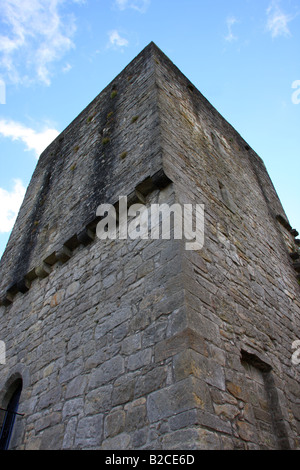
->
[134,366,166,398]
[127,348,152,371]
[147,377,213,423]
[66,281,81,297]
[85,385,113,414]
[104,409,126,438]
[59,357,84,384]
[101,432,131,450]
[65,375,88,399]
[125,401,148,432]
[62,398,84,419]
[40,424,64,450]
[112,373,137,406]
[62,416,77,449]
[75,415,104,448]
[88,356,124,388]
[161,427,220,450]
[154,328,208,362]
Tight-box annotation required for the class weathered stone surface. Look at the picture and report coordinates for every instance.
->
[0,42,299,451]
[88,356,124,388]
[75,415,103,448]
[101,433,131,450]
[104,409,126,438]
[39,424,64,450]
[65,375,88,399]
[154,328,208,362]
[147,377,213,424]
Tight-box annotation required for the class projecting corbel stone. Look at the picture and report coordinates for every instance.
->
[151,168,172,190]
[134,169,172,198]
[276,215,292,232]
[56,246,72,264]
[25,268,38,285]
[127,190,139,207]
[16,278,31,294]
[77,227,95,246]
[63,234,80,253]
[135,177,154,197]
[293,262,300,273]
[0,292,13,306]
[6,283,18,298]
[86,216,101,235]
[291,229,299,238]
[135,189,146,204]
[43,252,57,266]
[35,262,52,279]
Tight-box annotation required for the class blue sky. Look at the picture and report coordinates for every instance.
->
[0,0,299,257]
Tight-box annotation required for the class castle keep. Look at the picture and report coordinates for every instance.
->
[0,42,299,450]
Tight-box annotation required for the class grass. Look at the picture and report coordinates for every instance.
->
[87,112,96,123]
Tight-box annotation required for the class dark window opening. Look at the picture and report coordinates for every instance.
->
[0,379,22,450]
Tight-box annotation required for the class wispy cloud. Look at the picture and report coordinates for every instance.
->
[0,179,26,233]
[114,0,150,13]
[62,62,72,73]
[108,30,129,49]
[225,16,238,43]
[0,0,80,85]
[266,0,293,38]
[0,119,59,158]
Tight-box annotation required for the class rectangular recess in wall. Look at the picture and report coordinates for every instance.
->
[240,350,290,450]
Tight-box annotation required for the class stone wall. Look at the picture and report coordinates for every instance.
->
[154,46,300,449]
[0,42,299,450]
[1,184,188,449]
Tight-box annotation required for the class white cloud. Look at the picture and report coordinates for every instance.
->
[225,16,238,43]
[0,0,79,85]
[0,119,59,158]
[115,0,150,13]
[0,179,26,233]
[266,1,293,38]
[108,30,129,49]
[62,62,72,73]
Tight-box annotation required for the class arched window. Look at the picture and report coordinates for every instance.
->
[0,379,22,450]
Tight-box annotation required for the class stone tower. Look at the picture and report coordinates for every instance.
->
[0,42,299,450]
